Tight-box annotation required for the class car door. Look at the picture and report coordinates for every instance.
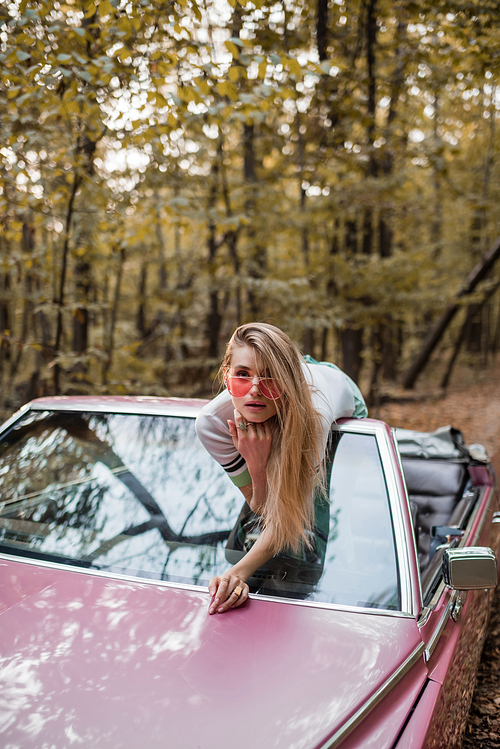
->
[411,458,500,748]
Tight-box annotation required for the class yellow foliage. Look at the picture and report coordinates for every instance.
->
[225,40,240,58]
[195,77,210,95]
[258,60,268,79]
[98,0,114,17]
[285,56,301,78]
[216,80,238,100]
[156,93,169,108]
[84,3,96,19]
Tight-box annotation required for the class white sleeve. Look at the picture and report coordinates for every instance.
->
[195,390,251,487]
[302,361,355,451]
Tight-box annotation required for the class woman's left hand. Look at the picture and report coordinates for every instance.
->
[208,573,249,615]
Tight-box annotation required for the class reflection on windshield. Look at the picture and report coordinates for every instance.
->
[0,412,399,610]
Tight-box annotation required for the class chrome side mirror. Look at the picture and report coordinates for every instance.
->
[443,547,497,590]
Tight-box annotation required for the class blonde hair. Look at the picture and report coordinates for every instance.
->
[222,322,324,554]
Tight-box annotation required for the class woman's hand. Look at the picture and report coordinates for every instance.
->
[208,573,249,615]
[228,409,273,480]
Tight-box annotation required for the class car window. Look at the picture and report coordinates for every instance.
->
[0,411,399,611]
[320,430,400,610]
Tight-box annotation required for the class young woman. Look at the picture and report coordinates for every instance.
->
[195,322,367,614]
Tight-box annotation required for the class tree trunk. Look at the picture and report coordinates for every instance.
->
[365,0,377,166]
[137,261,148,339]
[431,95,443,259]
[367,326,382,411]
[298,113,315,356]
[219,136,242,323]
[464,86,496,351]
[53,171,81,393]
[354,0,377,389]
[243,122,266,318]
[102,247,126,385]
[320,327,329,362]
[101,271,109,384]
[316,0,328,61]
[205,160,222,362]
[464,303,483,354]
[155,195,168,292]
[442,281,500,388]
[492,293,500,356]
[341,328,363,382]
[9,223,35,381]
[441,310,469,390]
[340,219,364,381]
[381,318,399,382]
[72,259,91,373]
[324,220,339,363]
[403,235,500,389]
[0,270,11,379]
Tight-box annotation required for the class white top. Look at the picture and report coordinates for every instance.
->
[195,361,355,487]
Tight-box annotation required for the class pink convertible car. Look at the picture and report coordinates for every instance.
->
[0,396,498,748]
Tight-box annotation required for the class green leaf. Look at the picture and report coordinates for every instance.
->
[57,54,72,62]
[16,92,31,105]
[78,69,93,82]
[16,50,30,61]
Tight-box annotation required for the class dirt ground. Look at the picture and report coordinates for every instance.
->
[377,361,500,748]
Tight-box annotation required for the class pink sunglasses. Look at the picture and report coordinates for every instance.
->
[225,375,282,400]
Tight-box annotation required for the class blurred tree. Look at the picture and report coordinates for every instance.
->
[1,0,500,411]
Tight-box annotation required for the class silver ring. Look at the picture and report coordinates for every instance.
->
[238,422,247,430]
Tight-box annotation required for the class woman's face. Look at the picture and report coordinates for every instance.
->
[227,344,280,423]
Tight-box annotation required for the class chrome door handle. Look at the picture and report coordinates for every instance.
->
[451,592,466,622]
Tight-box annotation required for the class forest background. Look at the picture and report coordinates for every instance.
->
[1,0,500,417]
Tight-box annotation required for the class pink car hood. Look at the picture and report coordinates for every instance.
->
[0,558,422,749]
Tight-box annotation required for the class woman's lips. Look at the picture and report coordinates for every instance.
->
[245,402,266,411]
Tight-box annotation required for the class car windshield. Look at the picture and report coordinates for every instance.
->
[0,410,400,611]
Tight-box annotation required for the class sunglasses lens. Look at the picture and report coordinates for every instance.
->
[226,377,252,397]
[260,379,281,399]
